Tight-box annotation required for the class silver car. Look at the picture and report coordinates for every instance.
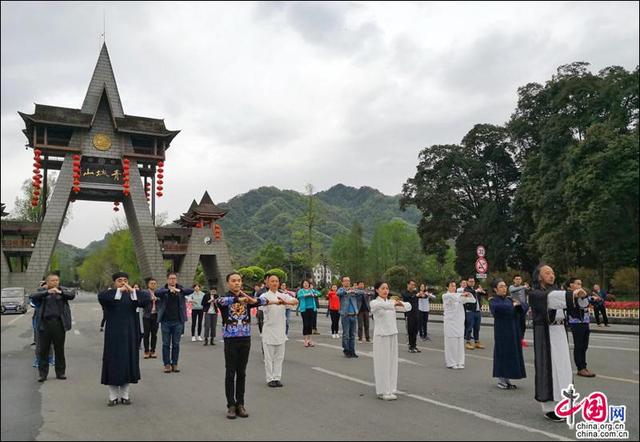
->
[1,287,28,314]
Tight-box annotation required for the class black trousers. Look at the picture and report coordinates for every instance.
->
[191,310,204,336]
[593,305,608,325]
[256,309,264,334]
[224,339,251,407]
[570,323,590,370]
[406,315,419,348]
[418,311,429,338]
[329,310,340,334]
[312,310,318,331]
[357,310,370,340]
[301,310,314,336]
[143,314,159,352]
[39,318,66,377]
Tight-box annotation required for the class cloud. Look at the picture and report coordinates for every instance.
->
[1,1,638,248]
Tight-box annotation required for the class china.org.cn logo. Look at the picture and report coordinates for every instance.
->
[555,384,629,439]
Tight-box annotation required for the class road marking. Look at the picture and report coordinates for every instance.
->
[527,339,638,351]
[74,330,80,335]
[7,315,25,326]
[410,344,640,384]
[296,340,422,366]
[312,367,571,441]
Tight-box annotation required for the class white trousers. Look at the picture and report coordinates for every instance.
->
[373,334,398,395]
[444,336,465,367]
[108,384,130,401]
[263,342,286,382]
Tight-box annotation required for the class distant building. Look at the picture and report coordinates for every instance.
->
[312,263,333,286]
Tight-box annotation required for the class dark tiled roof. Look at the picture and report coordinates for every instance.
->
[19,104,91,127]
[193,191,227,218]
[19,105,179,138]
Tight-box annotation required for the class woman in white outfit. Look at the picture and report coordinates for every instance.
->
[370,281,412,401]
[442,280,476,369]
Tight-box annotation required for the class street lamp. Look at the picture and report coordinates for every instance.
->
[321,253,327,289]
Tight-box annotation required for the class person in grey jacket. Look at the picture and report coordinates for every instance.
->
[508,275,529,347]
[30,272,75,382]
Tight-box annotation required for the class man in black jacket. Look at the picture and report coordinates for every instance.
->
[464,277,486,350]
[30,272,75,382]
[402,280,422,353]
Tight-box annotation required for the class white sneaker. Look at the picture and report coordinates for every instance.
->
[382,394,396,401]
[197,336,203,341]
[191,337,197,342]
[388,393,398,400]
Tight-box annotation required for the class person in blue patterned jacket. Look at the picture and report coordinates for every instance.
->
[217,272,278,419]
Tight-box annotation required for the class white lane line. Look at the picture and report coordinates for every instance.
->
[74,330,80,335]
[311,367,571,442]
[296,340,422,366]
[7,315,25,326]
[526,339,638,351]
[410,344,639,384]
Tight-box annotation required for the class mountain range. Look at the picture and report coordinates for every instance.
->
[55,184,422,266]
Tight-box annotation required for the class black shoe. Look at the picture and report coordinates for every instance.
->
[56,374,67,380]
[275,380,283,387]
[107,399,118,407]
[226,406,237,419]
[414,347,422,353]
[38,376,47,383]
[352,353,359,358]
[544,411,565,422]
[408,348,417,353]
[204,339,209,346]
[268,380,278,388]
[120,398,132,405]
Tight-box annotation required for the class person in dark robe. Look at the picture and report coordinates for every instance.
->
[98,271,150,406]
[489,278,526,390]
[529,264,588,422]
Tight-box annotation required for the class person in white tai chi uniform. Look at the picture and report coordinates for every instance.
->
[442,280,476,369]
[259,273,298,388]
[370,281,412,401]
[529,264,589,422]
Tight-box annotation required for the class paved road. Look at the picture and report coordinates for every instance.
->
[2,292,638,441]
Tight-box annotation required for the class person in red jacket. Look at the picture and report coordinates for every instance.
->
[327,284,341,338]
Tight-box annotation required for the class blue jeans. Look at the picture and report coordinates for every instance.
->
[464,311,482,342]
[341,315,357,354]
[161,321,184,366]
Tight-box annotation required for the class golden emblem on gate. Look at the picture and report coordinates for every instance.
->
[93,133,112,151]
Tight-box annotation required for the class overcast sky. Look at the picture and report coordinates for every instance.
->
[1,1,638,248]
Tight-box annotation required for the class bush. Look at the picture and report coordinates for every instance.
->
[562,267,600,290]
[611,267,639,297]
[382,265,409,292]
[265,268,287,284]
[237,266,266,287]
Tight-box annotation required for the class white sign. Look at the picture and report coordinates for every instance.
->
[476,273,487,279]
[476,245,486,257]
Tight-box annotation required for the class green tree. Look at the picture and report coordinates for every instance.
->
[382,265,409,293]
[253,243,287,270]
[510,63,639,281]
[401,124,519,275]
[11,175,72,225]
[237,266,265,288]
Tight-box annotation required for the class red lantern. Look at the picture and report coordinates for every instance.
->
[156,191,163,197]
[33,162,41,168]
[34,190,40,196]
[157,173,164,179]
[157,179,163,185]
[158,161,164,167]
[34,149,42,155]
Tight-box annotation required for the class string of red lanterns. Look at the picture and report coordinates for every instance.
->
[156,161,164,197]
[31,149,42,207]
[72,154,81,193]
[122,158,131,197]
[113,201,120,212]
[145,181,151,202]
